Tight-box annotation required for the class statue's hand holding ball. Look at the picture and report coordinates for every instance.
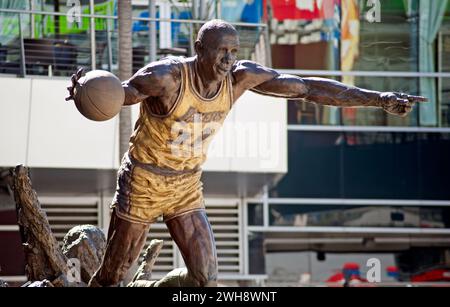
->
[65,68,125,121]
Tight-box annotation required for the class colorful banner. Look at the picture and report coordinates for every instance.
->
[0,0,115,41]
[221,0,263,23]
[341,0,359,74]
[270,0,337,20]
[340,0,360,123]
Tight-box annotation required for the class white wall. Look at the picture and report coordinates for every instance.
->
[0,77,119,169]
[0,78,30,166]
[1,77,286,173]
[131,91,287,173]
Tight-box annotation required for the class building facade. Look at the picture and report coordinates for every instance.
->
[260,0,450,285]
[1,0,450,286]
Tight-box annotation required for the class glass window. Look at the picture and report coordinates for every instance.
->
[438,1,450,73]
[396,248,449,281]
[247,203,264,226]
[418,133,450,199]
[270,131,342,198]
[351,0,419,73]
[288,98,342,126]
[343,77,420,126]
[280,0,449,127]
[248,232,266,274]
[265,252,399,285]
[272,131,450,199]
[441,77,450,127]
[342,131,420,199]
[439,7,450,125]
[268,204,450,228]
[264,249,450,285]
[287,77,421,127]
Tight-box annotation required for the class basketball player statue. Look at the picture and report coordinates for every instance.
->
[65,20,426,287]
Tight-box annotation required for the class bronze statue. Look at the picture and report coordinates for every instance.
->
[66,19,426,287]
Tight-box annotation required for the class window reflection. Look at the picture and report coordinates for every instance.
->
[264,250,450,285]
[287,77,421,126]
[441,23,450,125]
[249,232,265,274]
[265,252,399,285]
[248,203,263,226]
[281,0,450,127]
[442,78,450,127]
[343,77,420,126]
[354,0,419,73]
[268,205,450,228]
[271,131,450,199]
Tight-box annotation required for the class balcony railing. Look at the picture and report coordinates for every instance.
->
[0,8,269,77]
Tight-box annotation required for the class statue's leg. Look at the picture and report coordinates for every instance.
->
[152,210,218,287]
[88,209,150,287]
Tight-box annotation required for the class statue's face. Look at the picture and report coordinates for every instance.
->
[196,31,240,81]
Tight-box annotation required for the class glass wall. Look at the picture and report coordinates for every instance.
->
[263,249,450,285]
[247,202,450,229]
[440,4,450,126]
[267,204,450,228]
[353,0,419,72]
[288,77,421,126]
[265,252,399,285]
[270,131,450,199]
[272,0,450,127]
[0,0,266,77]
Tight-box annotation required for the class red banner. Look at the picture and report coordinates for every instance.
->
[270,0,338,20]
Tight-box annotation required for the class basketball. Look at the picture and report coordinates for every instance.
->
[73,70,125,121]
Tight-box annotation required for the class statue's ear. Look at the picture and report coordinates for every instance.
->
[194,40,202,56]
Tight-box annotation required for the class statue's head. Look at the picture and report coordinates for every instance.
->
[195,19,240,81]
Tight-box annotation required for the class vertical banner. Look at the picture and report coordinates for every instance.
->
[341,0,360,125]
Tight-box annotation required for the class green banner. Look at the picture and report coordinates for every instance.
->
[0,0,114,41]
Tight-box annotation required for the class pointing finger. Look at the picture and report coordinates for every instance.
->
[408,95,428,103]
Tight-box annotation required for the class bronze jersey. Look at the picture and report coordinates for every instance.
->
[129,59,233,171]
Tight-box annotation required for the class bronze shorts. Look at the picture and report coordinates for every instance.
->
[111,153,204,225]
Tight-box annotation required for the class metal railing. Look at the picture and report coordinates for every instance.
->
[0,8,268,78]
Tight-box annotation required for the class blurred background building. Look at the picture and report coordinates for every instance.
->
[1,0,450,286]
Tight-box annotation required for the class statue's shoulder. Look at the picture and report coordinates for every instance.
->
[159,55,189,64]
[134,56,189,86]
[144,56,184,72]
[232,60,263,79]
[232,60,276,85]
[229,60,280,94]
